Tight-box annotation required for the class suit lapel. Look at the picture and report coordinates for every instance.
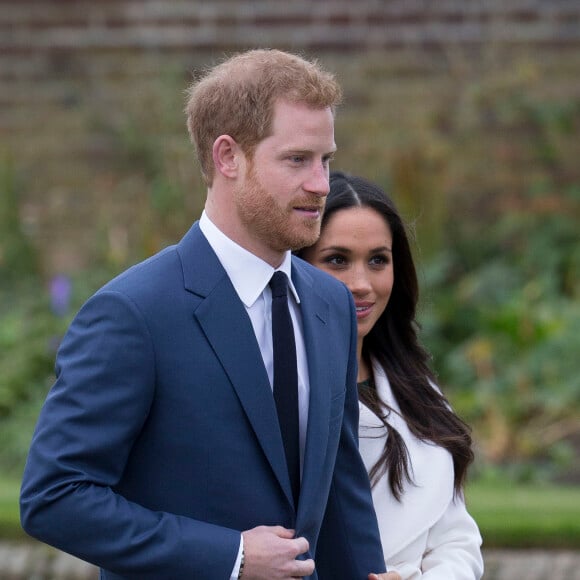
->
[291,261,332,521]
[177,224,294,507]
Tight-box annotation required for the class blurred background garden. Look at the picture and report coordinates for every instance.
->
[1,0,579,560]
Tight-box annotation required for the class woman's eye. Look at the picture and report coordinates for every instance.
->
[324,255,347,266]
[370,255,389,266]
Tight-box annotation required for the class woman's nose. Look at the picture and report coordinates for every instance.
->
[346,264,371,295]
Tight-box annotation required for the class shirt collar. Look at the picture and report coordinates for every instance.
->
[199,211,300,307]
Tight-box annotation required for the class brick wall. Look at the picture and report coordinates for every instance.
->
[3,0,580,52]
[2,0,580,273]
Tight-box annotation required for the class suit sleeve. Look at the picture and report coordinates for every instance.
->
[315,288,387,579]
[20,290,240,579]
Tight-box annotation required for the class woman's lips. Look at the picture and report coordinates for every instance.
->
[355,302,373,319]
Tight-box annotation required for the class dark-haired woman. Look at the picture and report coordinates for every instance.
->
[297,171,483,579]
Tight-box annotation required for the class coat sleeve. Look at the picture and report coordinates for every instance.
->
[420,496,484,579]
[315,288,386,579]
[19,290,240,579]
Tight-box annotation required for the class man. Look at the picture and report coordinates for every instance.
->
[21,49,399,580]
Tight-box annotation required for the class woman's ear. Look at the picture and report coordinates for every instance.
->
[212,135,242,179]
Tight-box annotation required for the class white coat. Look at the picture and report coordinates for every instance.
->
[358,362,484,579]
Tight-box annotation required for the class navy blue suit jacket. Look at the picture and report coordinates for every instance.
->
[20,222,385,579]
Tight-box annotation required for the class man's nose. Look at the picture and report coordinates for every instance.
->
[304,163,330,197]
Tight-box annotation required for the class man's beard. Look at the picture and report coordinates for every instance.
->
[235,167,323,253]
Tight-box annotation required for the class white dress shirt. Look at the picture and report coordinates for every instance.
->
[199,211,311,579]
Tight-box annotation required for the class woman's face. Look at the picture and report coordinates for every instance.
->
[302,206,394,344]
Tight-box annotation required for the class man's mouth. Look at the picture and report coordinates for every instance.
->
[294,205,322,217]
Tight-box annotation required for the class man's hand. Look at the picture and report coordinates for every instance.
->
[369,573,402,580]
[241,525,315,579]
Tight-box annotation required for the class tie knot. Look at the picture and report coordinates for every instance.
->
[270,271,289,299]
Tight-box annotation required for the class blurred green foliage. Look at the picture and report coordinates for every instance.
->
[0,52,578,486]
[418,82,580,480]
[424,204,579,478]
[0,155,39,283]
[0,268,114,475]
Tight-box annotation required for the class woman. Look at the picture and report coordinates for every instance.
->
[298,171,484,579]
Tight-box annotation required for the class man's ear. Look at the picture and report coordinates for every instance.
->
[212,135,242,179]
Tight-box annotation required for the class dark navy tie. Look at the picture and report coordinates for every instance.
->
[269,271,300,506]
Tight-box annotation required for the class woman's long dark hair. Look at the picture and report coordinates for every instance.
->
[298,171,474,500]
